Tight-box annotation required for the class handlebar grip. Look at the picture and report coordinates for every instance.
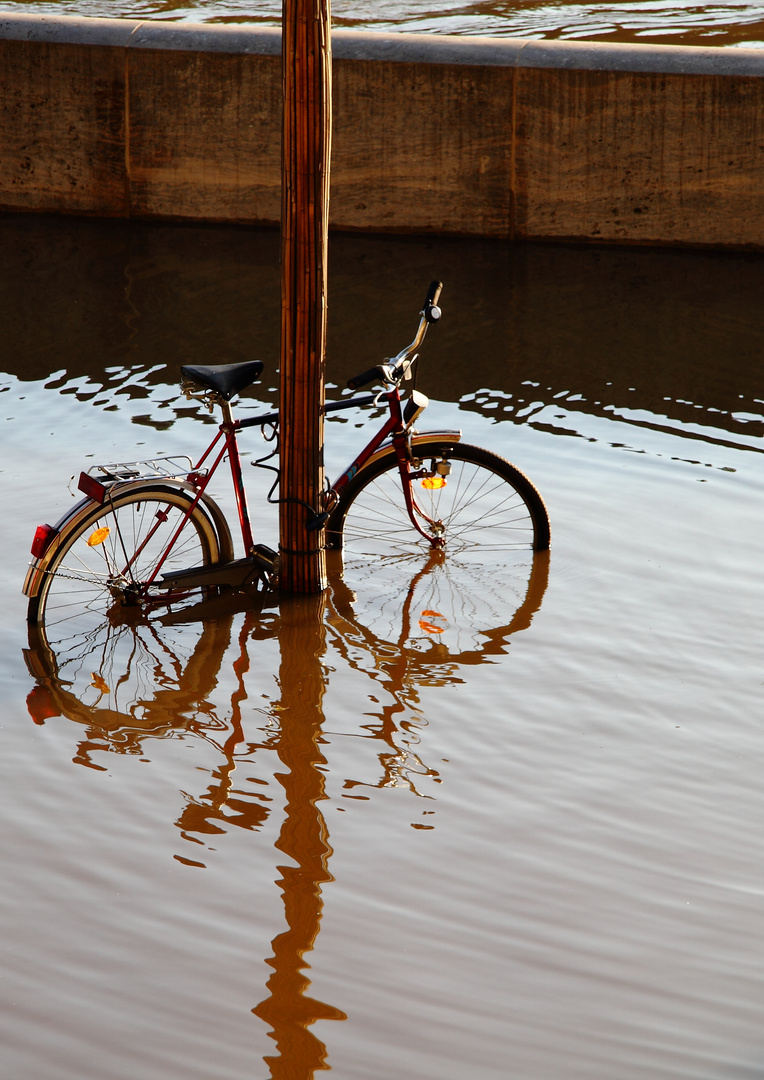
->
[425,280,443,308]
[347,364,387,390]
[423,280,443,323]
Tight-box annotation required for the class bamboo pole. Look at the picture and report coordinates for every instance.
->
[279,0,331,594]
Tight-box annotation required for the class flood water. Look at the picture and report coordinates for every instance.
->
[5,0,764,49]
[2,214,764,1079]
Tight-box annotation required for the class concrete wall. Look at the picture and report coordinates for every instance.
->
[1,12,764,247]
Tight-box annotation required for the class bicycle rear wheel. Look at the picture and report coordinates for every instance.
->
[28,483,223,632]
[329,440,550,558]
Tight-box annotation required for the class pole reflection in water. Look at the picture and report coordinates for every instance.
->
[253,593,348,1077]
[22,551,548,1075]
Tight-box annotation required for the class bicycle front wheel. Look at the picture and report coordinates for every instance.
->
[329,440,550,559]
[28,483,223,631]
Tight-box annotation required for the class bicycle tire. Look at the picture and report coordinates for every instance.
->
[28,482,224,629]
[328,440,550,557]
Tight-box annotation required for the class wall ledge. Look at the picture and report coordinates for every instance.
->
[2,12,764,246]
[1,11,764,76]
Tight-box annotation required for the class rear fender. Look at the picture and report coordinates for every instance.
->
[22,479,233,600]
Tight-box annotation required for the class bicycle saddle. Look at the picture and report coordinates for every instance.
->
[181,360,264,401]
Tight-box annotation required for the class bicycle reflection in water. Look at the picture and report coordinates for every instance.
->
[23,548,549,1076]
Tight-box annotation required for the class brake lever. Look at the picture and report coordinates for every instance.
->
[387,354,418,385]
[400,356,416,382]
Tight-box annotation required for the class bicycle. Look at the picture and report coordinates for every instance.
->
[23,281,550,631]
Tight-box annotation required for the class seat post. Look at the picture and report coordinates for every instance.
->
[220,399,255,555]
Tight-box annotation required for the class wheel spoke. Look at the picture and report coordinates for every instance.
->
[336,442,548,560]
[30,485,221,640]
[331,442,550,655]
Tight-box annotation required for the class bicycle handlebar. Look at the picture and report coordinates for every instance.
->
[346,364,392,391]
[346,281,443,390]
[423,280,442,323]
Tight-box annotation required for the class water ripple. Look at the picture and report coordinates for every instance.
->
[4,0,764,47]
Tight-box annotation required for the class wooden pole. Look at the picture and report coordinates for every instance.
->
[279,0,331,593]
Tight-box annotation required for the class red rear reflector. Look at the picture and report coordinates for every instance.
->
[31,524,57,559]
[26,685,59,724]
[78,471,107,503]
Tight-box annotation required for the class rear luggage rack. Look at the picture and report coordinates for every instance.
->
[77,457,194,503]
[85,456,193,483]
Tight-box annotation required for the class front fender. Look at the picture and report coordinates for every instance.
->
[359,429,463,476]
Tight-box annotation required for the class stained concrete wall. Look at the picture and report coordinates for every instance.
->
[1,12,763,247]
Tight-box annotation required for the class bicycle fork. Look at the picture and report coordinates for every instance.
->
[391,431,447,548]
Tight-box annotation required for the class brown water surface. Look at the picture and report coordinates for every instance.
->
[2,215,764,1078]
[5,0,764,48]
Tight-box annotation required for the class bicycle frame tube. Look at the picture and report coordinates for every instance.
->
[189,410,255,555]
[171,378,462,570]
[122,435,224,591]
[223,422,254,554]
[330,389,403,496]
[134,414,254,592]
[327,388,445,546]
[390,430,441,544]
[189,409,255,553]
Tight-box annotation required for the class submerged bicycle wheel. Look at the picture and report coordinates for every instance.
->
[329,440,550,559]
[28,483,223,634]
[328,442,550,657]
